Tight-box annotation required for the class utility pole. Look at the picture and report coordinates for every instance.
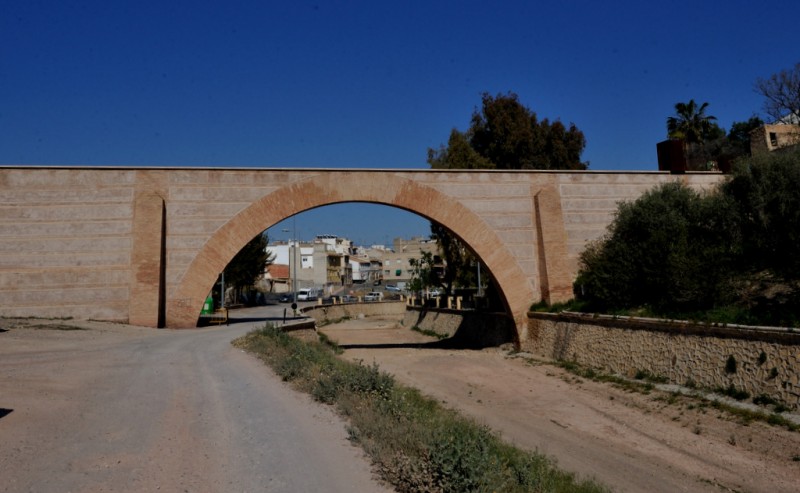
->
[293,220,297,304]
[283,219,298,305]
[219,271,225,308]
[476,261,483,297]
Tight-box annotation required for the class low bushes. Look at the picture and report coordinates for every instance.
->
[574,149,800,327]
[234,325,608,493]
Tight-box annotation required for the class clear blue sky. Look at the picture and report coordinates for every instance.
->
[2,1,797,245]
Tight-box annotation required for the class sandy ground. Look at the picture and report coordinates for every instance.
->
[320,316,800,493]
[3,312,799,493]
[0,318,391,493]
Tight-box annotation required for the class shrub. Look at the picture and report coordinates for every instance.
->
[235,325,610,493]
[723,150,800,279]
[634,369,668,383]
[719,384,750,401]
[574,182,738,313]
[574,149,800,326]
[752,393,781,407]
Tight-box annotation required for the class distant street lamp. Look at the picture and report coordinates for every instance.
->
[476,261,482,297]
[219,271,225,309]
[282,221,298,304]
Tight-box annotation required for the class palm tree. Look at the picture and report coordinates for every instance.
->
[666,99,718,144]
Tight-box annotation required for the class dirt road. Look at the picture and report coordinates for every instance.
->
[320,317,800,493]
[0,318,390,493]
[4,310,799,493]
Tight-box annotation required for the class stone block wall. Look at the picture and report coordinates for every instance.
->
[403,307,516,348]
[303,301,408,324]
[525,312,800,409]
[305,302,515,349]
[402,308,462,337]
[0,168,137,321]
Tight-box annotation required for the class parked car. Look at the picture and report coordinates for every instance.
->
[279,294,292,303]
[364,291,383,302]
[297,288,320,301]
[386,284,401,292]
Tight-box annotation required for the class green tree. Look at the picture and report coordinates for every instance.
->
[721,150,800,325]
[408,250,442,293]
[575,182,739,312]
[429,222,484,293]
[754,62,800,123]
[722,149,800,279]
[574,149,800,325]
[666,99,722,143]
[469,92,587,170]
[727,116,764,156]
[427,129,494,170]
[224,231,275,290]
[427,91,587,296]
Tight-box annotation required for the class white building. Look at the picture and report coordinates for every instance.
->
[268,241,316,291]
[267,235,354,295]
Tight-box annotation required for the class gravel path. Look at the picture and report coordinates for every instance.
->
[0,318,390,493]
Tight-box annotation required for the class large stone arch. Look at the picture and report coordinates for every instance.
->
[166,172,535,339]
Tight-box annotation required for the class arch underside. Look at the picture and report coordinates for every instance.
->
[166,172,537,340]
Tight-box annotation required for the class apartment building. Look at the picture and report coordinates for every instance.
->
[381,236,439,286]
[266,235,438,294]
[267,235,352,295]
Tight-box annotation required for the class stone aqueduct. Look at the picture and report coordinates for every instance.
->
[0,167,722,342]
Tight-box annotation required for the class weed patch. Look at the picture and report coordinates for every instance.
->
[28,324,85,331]
[234,324,610,493]
[317,331,343,354]
[411,325,449,340]
[317,316,351,328]
[705,399,799,432]
[633,369,668,384]
[554,360,656,395]
[551,358,799,433]
[716,384,750,401]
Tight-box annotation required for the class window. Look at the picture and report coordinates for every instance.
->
[770,132,778,147]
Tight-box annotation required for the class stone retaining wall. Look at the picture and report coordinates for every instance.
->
[526,312,800,409]
[280,317,319,343]
[402,307,516,348]
[302,301,408,324]
[304,302,515,348]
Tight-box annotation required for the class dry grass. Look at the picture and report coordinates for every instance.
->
[234,324,610,493]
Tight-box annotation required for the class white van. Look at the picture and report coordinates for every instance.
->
[364,291,383,302]
[296,288,319,301]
